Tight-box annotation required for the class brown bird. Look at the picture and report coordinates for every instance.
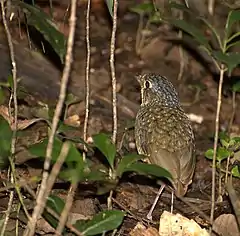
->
[135,73,196,219]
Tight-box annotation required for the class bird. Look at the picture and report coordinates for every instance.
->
[135,73,196,219]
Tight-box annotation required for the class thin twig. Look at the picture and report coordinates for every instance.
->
[43,141,71,196]
[9,161,31,221]
[135,13,144,55]
[208,0,215,15]
[228,91,236,133]
[25,0,77,233]
[16,203,21,236]
[108,0,118,212]
[55,1,90,232]
[136,15,151,56]
[107,189,114,210]
[0,178,40,193]
[177,10,185,81]
[210,65,225,230]
[224,154,231,190]
[24,185,83,236]
[55,182,78,235]
[0,191,14,236]
[25,141,71,235]
[177,196,210,223]
[110,0,118,145]
[218,161,223,202]
[1,1,18,166]
[0,1,18,235]
[83,0,91,161]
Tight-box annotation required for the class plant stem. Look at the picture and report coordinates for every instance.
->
[110,0,118,144]
[210,65,225,229]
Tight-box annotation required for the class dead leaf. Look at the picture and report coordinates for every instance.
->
[159,211,210,236]
[0,105,12,123]
[64,114,81,127]
[129,223,159,236]
[15,118,45,130]
[0,105,46,130]
[213,214,240,236]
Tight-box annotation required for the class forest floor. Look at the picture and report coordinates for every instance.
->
[0,0,239,235]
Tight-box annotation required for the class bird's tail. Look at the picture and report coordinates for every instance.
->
[174,181,188,197]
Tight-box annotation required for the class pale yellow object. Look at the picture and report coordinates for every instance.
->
[159,211,210,236]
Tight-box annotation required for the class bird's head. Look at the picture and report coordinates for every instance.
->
[136,73,180,107]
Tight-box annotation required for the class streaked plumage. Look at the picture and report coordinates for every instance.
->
[135,73,195,197]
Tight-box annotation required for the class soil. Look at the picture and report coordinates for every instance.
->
[0,0,239,235]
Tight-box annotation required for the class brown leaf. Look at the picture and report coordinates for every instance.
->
[213,214,240,236]
[64,115,80,127]
[129,223,159,236]
[15,118,45,130]
[159,211,210,236]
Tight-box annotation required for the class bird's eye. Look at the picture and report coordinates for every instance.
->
[144,80,151,88]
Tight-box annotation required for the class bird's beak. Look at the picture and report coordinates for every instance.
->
[135,74,145,104]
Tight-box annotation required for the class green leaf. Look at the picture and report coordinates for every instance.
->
[18,2,66,63]
[85,161,109,181]
[200,18,222,50]
[96,179,118,195]
[232,137,240,143]
[43,195,66,230]
[149,11,162,23]
[74,210,125,235]
[7,75,14,89]
[169,19,210,49]
[0,116,12,148]
[232,165,240,178]
[59,162,108,183]
[227,31,240,44]
[59,160,88,182]
[205,149,214,160]
[57,121,76,133]
[116,153,144,178]
[169,1,190,12]
[124,162,172,180]
[219,132,230,148]
[59,168,80,182]
[0,116,12,168]
[28,137,84,167]
[225,10,240,37]
[226,39,240,51]
[105,0,113,18]
[230,137,240,151]
[0,149,10,169]
[57,133,93,152]
[84,169,108,181]
[219,132,230,142]
[129,3,155,15]
[65,93,80,106]
[217,147,230,161]
[212,51,240,75]
[47,195,65,215]
[232,80,240,92]
[220,139,229,148]
[229,139,236,147]
[93,133,116,169]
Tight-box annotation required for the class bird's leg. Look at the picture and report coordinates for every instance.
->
[170,190,174,213]
[147,184,165,220]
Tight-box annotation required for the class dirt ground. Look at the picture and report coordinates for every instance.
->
[0,0,239,235]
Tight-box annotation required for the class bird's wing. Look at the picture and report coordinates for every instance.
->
[135,105,195,184]
[178,143,196,186]
[135,108,152,156]
[147,107,195,194]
